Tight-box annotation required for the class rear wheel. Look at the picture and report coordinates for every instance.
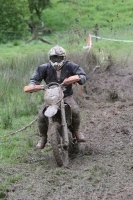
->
[49,122,69,167]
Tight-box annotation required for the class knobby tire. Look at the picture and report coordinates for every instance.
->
[49,122,69,167]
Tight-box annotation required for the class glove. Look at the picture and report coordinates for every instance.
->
[63,75,80,85]
[24,85,43,93]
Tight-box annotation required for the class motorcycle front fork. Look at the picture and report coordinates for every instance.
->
[47,102,69,149]
[60,100,69,147]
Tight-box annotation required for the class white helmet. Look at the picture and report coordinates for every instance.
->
[48,45,66,70]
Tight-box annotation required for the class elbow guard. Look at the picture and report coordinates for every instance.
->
[78,75,87,85]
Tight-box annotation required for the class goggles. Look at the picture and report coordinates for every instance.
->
[50,55,64,63]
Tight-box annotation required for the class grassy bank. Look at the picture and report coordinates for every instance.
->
[0,0,133,60]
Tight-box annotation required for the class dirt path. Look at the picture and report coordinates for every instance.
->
[3,63,133,200]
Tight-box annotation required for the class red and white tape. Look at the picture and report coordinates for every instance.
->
[91,34,133,43]
[83,34,133,51]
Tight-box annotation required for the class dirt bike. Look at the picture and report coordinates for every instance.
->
[24,75,80,167]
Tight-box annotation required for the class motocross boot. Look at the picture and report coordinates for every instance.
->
[36,105,48,149]
[64,96,86,142]
[72,113,86,142]
[36,136,47,149]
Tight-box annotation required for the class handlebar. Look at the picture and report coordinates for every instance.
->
[24,85,45,93]
[24,75,80,93]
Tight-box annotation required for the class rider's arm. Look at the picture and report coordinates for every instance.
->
[67,62,87,85]
[78,74,87,85]
[30,64,47,85]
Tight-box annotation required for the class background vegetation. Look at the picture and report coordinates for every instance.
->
[1,0,133,58]
[0,0,133,193]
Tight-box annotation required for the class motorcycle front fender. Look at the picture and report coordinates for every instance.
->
[44,105,58,117]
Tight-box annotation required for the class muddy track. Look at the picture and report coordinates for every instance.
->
[2,63,133,200]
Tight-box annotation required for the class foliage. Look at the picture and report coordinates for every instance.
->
[28,0,51,31]
[0,0,51,42]
[0,0,29,42]
[0,0,133,43]
[28,0,51,14]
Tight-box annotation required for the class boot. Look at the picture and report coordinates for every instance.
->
[64,96,86,142]
[36,136,47,149]
[74,132,86,142]
[71,110,86,142]
[37,109,48,149]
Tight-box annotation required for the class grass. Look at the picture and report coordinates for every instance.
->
[0,115,37,163]
[0,174,23,192]
[0,0,133,60]
[43,0,133,32]
[0,40,52,60]
[1,29,133,63]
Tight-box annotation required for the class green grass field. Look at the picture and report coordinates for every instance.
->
[0,0,133,60]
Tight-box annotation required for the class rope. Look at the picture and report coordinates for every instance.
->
[0,117,38,138]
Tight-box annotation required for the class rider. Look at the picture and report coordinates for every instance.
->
[29,45,87,149]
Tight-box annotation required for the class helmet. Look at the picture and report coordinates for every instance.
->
[48,45,66,70]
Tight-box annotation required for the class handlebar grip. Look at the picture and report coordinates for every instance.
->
[63,75,80,85]
[24,85,44,92]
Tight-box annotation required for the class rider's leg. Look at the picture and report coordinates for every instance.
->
[36,105,48,149]
[64,96,86,142]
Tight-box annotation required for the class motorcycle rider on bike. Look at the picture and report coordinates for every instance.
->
[29,45,87,149]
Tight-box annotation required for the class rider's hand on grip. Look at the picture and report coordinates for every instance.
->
[24,85,43,93]
[63,75,80,85]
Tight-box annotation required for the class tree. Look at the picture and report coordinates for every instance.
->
[28,0,51,33]
[0,0,51,42]
[0,0,29,40]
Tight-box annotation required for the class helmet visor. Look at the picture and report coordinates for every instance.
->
[50,55,64,63]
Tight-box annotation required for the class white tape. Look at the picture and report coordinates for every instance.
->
[91,34,133,43]
[83,46,90,49]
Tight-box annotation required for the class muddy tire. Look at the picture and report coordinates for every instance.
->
[49,122,69,167]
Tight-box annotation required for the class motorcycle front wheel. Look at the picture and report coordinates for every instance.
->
[49,122,69,167]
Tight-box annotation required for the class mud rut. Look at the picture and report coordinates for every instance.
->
[3,63,133,200]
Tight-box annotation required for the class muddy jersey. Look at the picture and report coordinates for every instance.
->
[30,61,87,97]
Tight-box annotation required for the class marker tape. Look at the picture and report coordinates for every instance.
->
[91,34,133,43]
[83,34,133,53]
